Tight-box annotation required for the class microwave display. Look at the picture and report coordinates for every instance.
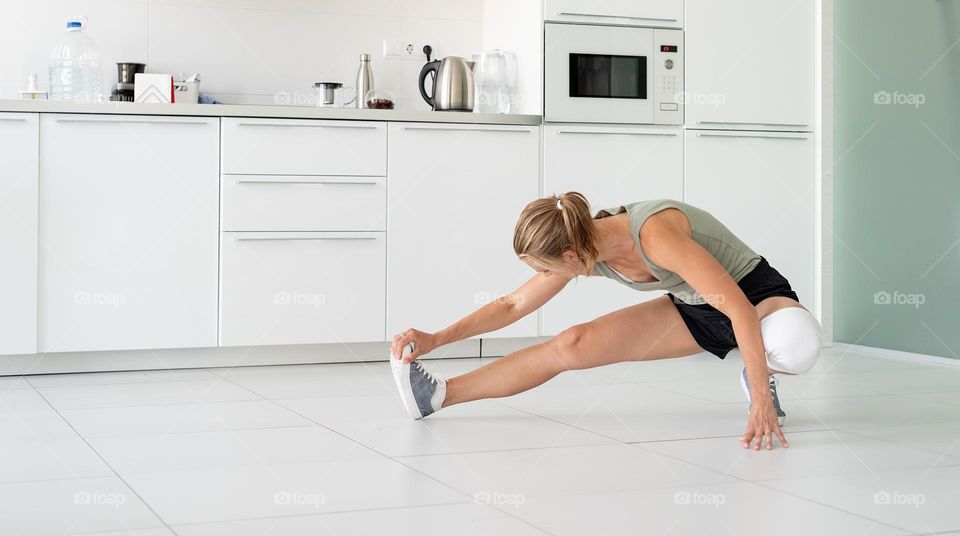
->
[569,53,647,100]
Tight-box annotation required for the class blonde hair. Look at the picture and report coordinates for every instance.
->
[513,191,599,274]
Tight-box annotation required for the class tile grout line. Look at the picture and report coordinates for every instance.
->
[25,379,178,535]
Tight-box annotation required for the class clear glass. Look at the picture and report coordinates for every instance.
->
[473,49,519,114]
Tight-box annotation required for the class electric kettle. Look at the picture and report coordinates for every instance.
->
[419,56,475,111]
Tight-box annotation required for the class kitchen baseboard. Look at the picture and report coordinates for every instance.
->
[832,342,960,368]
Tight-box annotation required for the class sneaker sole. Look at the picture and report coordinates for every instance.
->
[389,355,424,420]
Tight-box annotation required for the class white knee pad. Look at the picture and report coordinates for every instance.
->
[760,306,822,375]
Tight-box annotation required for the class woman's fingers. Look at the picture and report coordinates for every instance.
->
[775,425,789,448]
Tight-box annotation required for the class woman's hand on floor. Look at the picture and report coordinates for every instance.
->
[741,399,789,450]
[391,328,438,364]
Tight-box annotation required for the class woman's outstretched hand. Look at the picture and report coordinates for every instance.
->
[391,328,438,364]
[741,399,789,450]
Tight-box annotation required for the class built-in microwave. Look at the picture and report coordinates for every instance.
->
[544,23,683,124]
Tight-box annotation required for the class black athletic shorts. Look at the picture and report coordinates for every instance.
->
[667,256,799,359]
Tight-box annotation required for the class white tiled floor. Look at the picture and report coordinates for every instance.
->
[2,346,959,535]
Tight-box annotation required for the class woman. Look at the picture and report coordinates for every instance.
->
[390,193,822,451]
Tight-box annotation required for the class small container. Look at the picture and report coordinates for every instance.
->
[19,73,48,100]
[173,80,200,104]
[364,88,395,110]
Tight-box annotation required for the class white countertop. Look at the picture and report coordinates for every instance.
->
[0,100,542,126]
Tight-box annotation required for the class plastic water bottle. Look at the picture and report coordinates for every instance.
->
[49,17,102,103]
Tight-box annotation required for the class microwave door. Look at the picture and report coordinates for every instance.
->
[544,24,656,124]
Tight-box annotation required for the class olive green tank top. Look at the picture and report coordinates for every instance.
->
[590,199,761,305]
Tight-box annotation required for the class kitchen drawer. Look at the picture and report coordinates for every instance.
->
[221,175,386,231]
[220,232,386,346]
[221,118,386,176]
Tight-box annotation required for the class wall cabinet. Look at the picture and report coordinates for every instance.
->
[387,123,540,339]
[685,0,815,130]
[541,125,684,334]
[219,232,386,346]
[0,113,39,356]
[39,115,220,353]
[545,0,683,28]
[684,130,815,310]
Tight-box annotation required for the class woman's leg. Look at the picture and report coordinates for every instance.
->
[442,294,704,407]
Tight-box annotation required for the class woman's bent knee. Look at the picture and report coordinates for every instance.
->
[760,306,822,375]
[549,324,593,371]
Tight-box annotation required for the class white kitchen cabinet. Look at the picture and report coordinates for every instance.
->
[684,130,815,309]
[545,0,683,28]
[221,118,387,176]
[685,0,815,130]
[0,113,38,355]
[387,123,540,339]
[540,125,684,335]
[39,114,220,353]
[219,232,386,346]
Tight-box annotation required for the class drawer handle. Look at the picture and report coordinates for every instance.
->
[695,132,808,140]
[235,121,379,130]
[557,130,677,137]
[235,179,379,185]
[400,126,532,133]
[0,117,28,122]
[557,12,678,22]
[55,118,211,126]
[235,236,378,242]
[697,121,809,128]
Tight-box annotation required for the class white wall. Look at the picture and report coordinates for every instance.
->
[0,0,489,110]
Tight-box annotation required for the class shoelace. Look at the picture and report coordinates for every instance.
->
[768,378,784,413]
[414,361,438,385]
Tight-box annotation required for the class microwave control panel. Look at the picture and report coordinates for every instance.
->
[654,29,684,125]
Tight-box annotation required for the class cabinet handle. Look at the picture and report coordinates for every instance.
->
[235,121,379,130]
[55,118,210,126]
[695,132,808,140]
[556,130,677,137]
[235,178,379,185]
[0,117,28,122]
[400,126,532,133]
[557,12,678,22]
[235,235,378,242]
[697,121,808,128]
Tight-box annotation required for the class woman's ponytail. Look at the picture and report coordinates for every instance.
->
[514,191,600,273]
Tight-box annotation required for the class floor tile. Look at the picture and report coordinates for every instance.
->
[35,380,259,411]
[27,369,220,388]
[88,426,377,475]
[121,458,467,525]
[498,481,907,536]
[841,420,960,460]
[279,394,614,457]
[60,400,313,438]
[641,430,960,482]
[0,408,78,444]
[0,438,113,483]
[762,465,960,534]
[171,503,546,536]
[0,476,164,535]
[398,443,737,499]
[0,376,32,389]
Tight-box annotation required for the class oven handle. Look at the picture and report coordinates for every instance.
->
[697,120,809,128]
[695,132,809,140]
[556,130,678,137]
[556,12,679,22]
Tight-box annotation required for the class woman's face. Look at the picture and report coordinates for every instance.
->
[522,251,586,278]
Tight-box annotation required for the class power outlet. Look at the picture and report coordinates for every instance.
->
[382,39,436,61]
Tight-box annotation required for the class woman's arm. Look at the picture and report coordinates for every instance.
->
[392,271,572,362]
[640,209,787,451]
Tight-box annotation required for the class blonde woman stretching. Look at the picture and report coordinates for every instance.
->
[390,193,822,451]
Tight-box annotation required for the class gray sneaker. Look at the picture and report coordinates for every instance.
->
[740,367,786,426]
[390,354,447,420]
